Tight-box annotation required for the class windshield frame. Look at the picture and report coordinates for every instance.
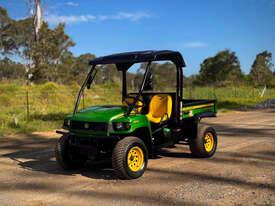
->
[73,64,96,115]
[73,62,153,116]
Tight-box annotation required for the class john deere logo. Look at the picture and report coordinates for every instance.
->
[84,123,89,129]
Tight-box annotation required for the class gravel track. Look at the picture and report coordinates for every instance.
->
[0,109,274,206]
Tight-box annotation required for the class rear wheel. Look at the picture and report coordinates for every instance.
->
[55,135,86,170]
[189,125,217,158]
[112,136,148,179]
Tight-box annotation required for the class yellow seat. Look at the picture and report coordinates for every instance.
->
[146,94,172,123]
[122,96,143,113]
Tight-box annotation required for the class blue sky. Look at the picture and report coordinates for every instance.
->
[1,0,275,76]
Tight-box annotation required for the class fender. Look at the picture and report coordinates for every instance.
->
[194,111,216,122]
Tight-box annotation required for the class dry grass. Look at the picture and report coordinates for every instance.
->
[1,82,274,134]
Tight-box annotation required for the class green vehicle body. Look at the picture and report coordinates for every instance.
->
[56,50,218,179]
[62,99,217,158]
[64,102,216,138]
[65,106,152,137]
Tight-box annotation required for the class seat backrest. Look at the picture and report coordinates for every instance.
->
[148,94,172,119]
[122,96,143,113]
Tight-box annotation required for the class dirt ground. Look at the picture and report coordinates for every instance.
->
[0,110,274,206]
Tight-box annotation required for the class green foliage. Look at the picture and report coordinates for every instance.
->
[0,57,25,80]
[197,50,243,86]
[2,5,274,88]
[0,82,274,134]
[0,7,76,83]
[38,82,58,99]
[151,62,177,91]
[249,51,274,86]
[28,22,75,82]
[0,82,122,134]
[0,7,18,54]
[127,62,179,92]
[96,64,122,84]
[69,53,95,84]
[0,6,33,57]
[184,85,275,110]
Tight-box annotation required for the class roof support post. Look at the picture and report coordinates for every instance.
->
[175,66,183,99]
[126,61,152,116]
[179,66,183,99]
[122,70,127,100]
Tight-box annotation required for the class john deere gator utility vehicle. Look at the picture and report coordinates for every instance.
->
[55,50,218,179]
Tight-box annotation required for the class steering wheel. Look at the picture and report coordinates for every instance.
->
[123,95,145,111]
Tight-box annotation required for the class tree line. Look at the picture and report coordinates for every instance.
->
[0,6,274,87]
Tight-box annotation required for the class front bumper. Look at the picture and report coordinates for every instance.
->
[56,130,120,158]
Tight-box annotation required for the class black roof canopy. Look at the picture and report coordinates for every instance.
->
[89,50,186,71]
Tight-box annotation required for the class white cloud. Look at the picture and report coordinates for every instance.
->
[183,41,208,48]
[45,11,151,25]
[109,12,151,21]
[46,14,96,24]
[66,1,79,7]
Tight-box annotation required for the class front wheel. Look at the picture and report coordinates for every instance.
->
[189,125,218,158]
[55,135,86,170]
[112,136,148,179]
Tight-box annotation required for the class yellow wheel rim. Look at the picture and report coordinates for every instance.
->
[204,132,214,152]
[127,146,144,172]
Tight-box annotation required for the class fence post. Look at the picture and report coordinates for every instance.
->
[213,86,216,99]
[26,89,30,121]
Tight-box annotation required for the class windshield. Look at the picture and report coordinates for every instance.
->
[127,61,177,93]
[74,61,177,113]
[74,64,123,113]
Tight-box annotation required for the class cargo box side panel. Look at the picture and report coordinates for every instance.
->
[181,101,216,119]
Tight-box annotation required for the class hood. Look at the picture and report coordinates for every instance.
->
[68,106,127,122]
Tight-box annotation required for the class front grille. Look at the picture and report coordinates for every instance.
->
[78,136,92,145]
[70,121,108,131]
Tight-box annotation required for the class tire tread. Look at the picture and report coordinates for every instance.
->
[112,136,147,179]
[189,125,217,158]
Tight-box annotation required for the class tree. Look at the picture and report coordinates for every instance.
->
[0,57,25,80]
[249,51,273,87]
[71,53,95,84]
[27,22,75,82]
[1,6,76,82]
[151,62,177,91]
[197,50,243,86]
[0,7,19,56]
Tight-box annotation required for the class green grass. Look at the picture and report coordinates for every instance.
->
[0,82,121,134]
[184,86,275,110]
[0,82,274,134]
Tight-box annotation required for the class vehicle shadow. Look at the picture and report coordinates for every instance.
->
[0,133,196,180]
[16,158,117,180]
[155,148,193,158]
[205,122,275,139]
[1,116,274,182]
[0,133,117,180]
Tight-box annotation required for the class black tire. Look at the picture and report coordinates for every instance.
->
[189,125,218,158]
[112,136,148,179]
[55,135,86,170]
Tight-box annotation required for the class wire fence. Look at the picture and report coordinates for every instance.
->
[183,86,275,100]
[1,84,275,132]
[0,87,275,121]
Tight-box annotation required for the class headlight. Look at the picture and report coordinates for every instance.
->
[63,119,71,128]
[113,122,131,131]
